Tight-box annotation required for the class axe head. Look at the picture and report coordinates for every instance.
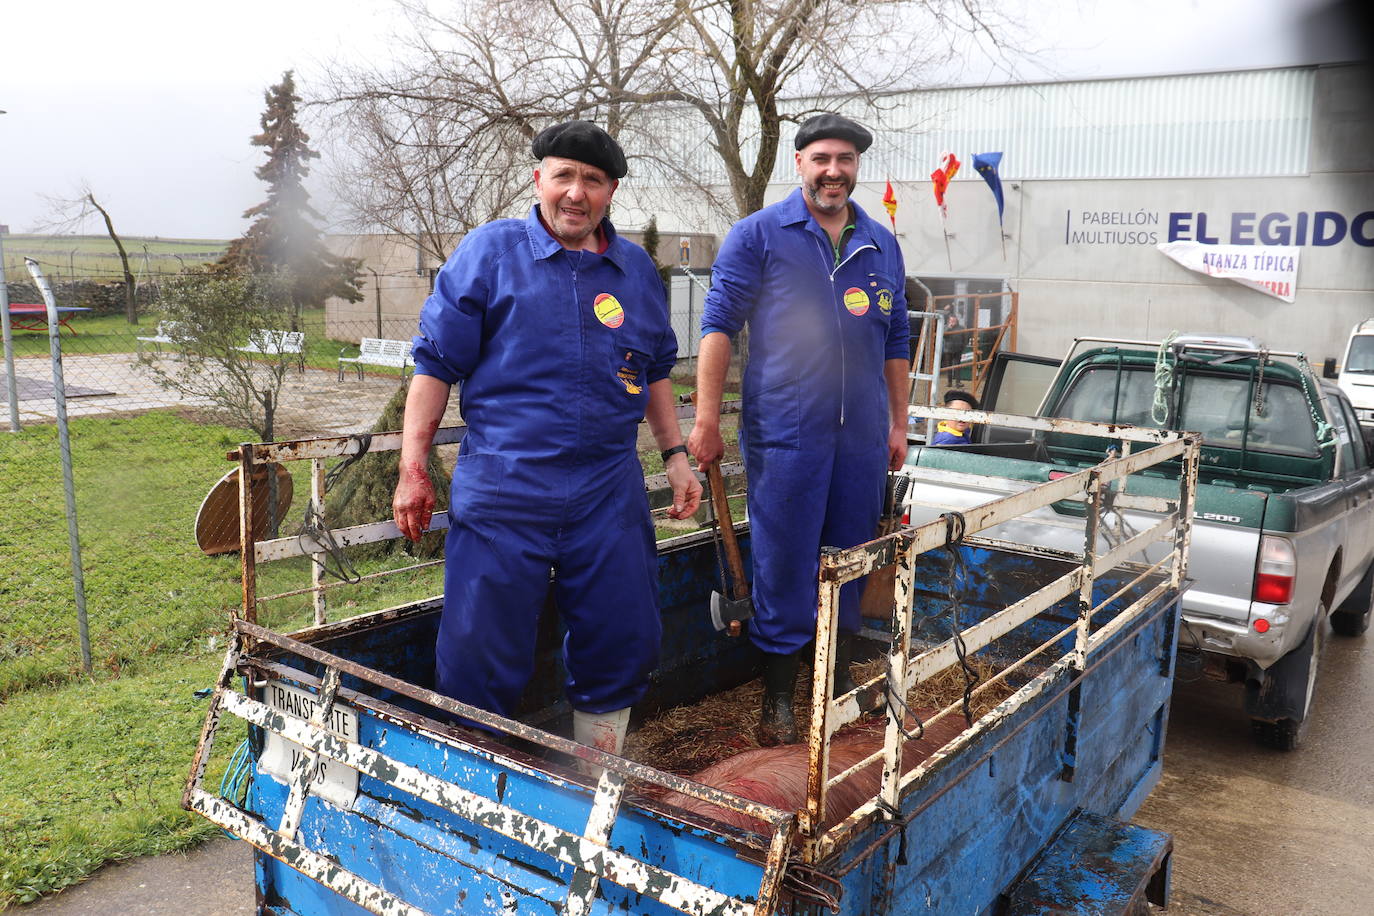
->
[710,590,754,632]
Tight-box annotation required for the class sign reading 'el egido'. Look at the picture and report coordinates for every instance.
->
[1168,210,1373,247]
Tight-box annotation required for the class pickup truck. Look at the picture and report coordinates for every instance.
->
[184,419,1196,915]
[906,335,1374,751]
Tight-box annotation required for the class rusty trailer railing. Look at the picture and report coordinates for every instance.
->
[233,396,747,625]
[798,407,1199,863]
[230,428,463,625]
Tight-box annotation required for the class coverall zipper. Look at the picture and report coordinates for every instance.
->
[817,238,878,426]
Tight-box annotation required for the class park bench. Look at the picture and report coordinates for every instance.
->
[337,337,414,381]
[237,329,305,372]
[135,320,187,354]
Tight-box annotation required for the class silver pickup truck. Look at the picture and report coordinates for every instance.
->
[903,335,1374,750]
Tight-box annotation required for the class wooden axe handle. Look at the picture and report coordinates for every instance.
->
[705,460,749,601]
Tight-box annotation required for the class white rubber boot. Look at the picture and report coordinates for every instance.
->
[573,707,631,776]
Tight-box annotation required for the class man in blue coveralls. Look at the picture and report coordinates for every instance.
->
[393,121,702,757]
[689,113,911,745]
[930,390,979,445]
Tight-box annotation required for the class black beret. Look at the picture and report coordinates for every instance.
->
[943,389,980,410]
[531,120,627,180]
[794,113,873,153]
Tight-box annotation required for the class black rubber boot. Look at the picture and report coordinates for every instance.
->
[833,631,858,697]
[758,651,802,746]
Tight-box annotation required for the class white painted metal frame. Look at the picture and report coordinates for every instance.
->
[185,629,797,916]
[237,427,465,623]
[801,408,1199,861]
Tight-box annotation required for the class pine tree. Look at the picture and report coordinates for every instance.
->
[219,71,362,317]
[640,215,670,287]
[325,380,449,560]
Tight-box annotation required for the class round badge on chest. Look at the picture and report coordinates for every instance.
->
[843,287,870,316]
[594,293,625,328]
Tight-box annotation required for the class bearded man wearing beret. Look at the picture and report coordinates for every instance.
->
[394,120,702,756]
[689,113,911,745]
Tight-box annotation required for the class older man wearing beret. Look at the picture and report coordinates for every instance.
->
[689,113,910,744]
[394,120,701,756]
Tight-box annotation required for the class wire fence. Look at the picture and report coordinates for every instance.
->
[0,267,735,702]
[0,274,462,699]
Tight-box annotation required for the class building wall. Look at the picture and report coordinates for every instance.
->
[324,234,444,341]
[860,63,1374,363]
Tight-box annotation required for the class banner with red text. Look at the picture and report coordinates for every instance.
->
[1157,240,1300,303]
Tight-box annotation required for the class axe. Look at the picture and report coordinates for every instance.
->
[704,459,753,636]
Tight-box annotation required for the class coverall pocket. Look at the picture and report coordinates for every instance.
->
[744,376,801,450]
[451,452,505,520]
[864,273,900,322]
[609,345,651,400]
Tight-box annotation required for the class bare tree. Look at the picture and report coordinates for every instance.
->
[319,0,1028,237]
[141,272,298,446]
[42,185,139,322]
[139,272,303,535]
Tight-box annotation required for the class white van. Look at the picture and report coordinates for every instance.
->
[1336,319,1374,429]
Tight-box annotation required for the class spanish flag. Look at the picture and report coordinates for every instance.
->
[882,179,898,233]
[931,152,961,218]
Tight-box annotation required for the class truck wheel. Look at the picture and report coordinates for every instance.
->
[1248,606,1325,752]
[1331,561,1374,637]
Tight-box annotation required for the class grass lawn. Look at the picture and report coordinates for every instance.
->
[0,409,449,905]
[0,653,234,907]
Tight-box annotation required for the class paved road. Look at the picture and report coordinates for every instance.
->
[1134,624,1374,916]
[22,629,1373,915]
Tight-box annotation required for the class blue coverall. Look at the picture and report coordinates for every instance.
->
[412,207,678,716]
[702,189,910,654]
[930,423,972,445]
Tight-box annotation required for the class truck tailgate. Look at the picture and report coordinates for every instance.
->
[901,466,1264,636]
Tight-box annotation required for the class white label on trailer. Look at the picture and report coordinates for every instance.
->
[259,680,360,809]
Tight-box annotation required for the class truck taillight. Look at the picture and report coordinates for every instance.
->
[1253,535,1296,605]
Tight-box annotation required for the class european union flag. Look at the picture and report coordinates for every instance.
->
[973,152,1004,225]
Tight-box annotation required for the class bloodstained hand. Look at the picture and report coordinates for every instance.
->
[393,460,436,541]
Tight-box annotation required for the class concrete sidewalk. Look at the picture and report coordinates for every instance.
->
[19,838,252,915]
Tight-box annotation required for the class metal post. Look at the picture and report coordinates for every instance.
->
[311,457,328,625]
[1,226,21,431]
[369,267,382,338]
[239,444,259,624]
[25,258,91,671]
[804,554,842,838]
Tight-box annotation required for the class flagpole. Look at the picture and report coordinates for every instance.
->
[941,212,953,271]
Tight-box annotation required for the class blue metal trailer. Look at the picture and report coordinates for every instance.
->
[185,414,1198,915]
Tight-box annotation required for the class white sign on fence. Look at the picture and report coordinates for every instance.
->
[1157,240,1300,303]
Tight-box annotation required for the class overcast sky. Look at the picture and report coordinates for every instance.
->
[1,0,1362,240]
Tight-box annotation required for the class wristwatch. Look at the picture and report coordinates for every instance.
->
[660,444,689,463]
